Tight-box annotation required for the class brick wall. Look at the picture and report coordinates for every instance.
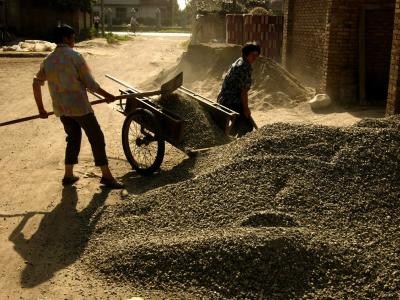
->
[325,0,395,104]
[387,0,400,114]
[226,14,284,61]
[283,0,395,106]
[282,0,331,88]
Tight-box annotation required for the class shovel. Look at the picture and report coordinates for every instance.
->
[0,72,183,127]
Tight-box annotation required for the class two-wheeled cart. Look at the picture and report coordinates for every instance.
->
[105,74,239,175]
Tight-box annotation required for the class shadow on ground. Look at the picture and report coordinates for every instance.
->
[8,186,110,288]
[120,155,197,195]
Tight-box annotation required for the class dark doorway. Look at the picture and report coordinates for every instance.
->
[360,8,394,105]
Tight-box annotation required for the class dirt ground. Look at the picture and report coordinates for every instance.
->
[0,37,386,299]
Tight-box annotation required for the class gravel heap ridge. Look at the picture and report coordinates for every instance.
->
[81,116,400,299]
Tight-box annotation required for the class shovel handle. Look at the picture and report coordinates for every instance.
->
[0,91,165,127]
[250,116,259,130]
[0,112,55,127]
[0,98,109,127]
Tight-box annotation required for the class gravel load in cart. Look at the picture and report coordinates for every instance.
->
[106,73,239,175]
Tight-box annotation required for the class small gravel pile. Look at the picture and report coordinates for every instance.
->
[81,117,400,299]
[156,93,231,150]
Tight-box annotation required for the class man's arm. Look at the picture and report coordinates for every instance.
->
[241,88,251,118]
[33,64,48,118]
[76,54,115,102]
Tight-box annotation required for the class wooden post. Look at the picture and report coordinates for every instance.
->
[101,0,105,36]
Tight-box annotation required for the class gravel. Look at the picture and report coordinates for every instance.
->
[156,93,232,151]
[81,116,400,299]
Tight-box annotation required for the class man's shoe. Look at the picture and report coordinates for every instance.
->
[62,176,80,186]
[100,177,125,189]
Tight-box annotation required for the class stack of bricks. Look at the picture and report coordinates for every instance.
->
[226,14,244,45]
[226,14,284,61]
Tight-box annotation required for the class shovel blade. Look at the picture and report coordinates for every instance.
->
[160,72,183,95]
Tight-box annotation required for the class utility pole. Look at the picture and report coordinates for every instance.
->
[101,0,105,36]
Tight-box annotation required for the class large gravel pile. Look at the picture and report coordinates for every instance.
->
[81,116,400,299]
[156,93,231,150]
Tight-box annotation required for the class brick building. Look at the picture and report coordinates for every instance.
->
[92,0,174,25]
[282,0,400,114]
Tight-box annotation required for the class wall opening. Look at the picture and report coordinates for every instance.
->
[360,8,394,105]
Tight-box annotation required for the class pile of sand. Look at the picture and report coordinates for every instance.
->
[156,93,232,150]
[2,40,56,52]
[152,44,309,111]
[80,116,400,299]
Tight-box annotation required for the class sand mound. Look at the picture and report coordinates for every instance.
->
[156,93,232,150]
[153,44,309,110]
[81,117,400,299]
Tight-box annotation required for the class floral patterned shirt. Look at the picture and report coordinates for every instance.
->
[34,45,100,117]
[217,57,253,107]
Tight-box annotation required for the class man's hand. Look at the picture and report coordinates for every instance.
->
[243,106,252,119]
[96,88,116,103]
[105,93,116,104]
[38,108,49,119]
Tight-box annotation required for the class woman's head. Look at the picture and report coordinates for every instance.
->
[242,43,261,64]
[54,25,76,47]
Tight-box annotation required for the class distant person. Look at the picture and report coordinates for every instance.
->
[217,43,260,137]
[32,24,124,189]
[93,15,100,34]
[130,8,138,35]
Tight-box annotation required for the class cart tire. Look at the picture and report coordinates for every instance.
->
[122,109,165,175]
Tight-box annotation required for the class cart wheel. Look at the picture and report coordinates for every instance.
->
[122,109,165,175]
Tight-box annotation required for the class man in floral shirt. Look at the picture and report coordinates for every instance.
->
[218,43,260,136]
[33,25,124,189]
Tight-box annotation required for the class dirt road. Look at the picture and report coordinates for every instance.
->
[0,36,189,299]
[0,36,385,299]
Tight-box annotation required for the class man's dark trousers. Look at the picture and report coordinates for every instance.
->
[60,113,108,166]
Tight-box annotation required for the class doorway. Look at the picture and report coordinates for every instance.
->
[359,8,395,105]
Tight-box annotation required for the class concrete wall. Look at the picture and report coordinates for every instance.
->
[5,0,21,31]
[192,13,226,44]
[0,0,5,25]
